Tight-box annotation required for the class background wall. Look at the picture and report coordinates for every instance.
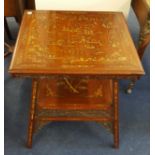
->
[35,0,131,17]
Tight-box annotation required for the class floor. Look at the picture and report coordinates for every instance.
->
[4,9,150,155]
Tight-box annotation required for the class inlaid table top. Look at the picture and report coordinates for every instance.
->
[9,10,144,77]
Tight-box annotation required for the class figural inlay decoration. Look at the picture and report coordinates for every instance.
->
[10,11,143,76]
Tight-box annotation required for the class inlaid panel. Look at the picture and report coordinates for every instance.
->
[37,78,113,110]
[9,11,144,76]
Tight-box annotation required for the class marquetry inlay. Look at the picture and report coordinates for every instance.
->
[9,11,144,76]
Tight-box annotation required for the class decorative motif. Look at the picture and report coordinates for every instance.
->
[44,76,108,98]
[34,109,113,133]
[113,80,119,148]
[63,77,80,93]
[27,79,38,148]
[37,109,112,118]
[92,85,103,97]
[13,11,139,70]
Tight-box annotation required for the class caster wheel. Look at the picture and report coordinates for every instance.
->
[126,88,132,94]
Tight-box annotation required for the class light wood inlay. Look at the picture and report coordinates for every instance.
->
[9,11,144,77]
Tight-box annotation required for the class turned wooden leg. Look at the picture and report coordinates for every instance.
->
[113,80,119,148]
[27,79,38,148]
[4,17,13,40]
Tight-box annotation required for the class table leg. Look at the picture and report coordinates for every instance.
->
[27,79,38,148]
[113,80,119,148]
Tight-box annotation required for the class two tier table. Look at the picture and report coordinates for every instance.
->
[9,10,144,148]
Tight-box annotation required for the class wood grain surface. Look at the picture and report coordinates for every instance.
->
[9,10,144,77]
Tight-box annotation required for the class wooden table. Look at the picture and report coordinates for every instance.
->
[9,10,144,148]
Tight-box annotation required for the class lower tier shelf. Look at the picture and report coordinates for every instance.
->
[37,78,113,111]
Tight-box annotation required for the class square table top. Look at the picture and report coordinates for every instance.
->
[9,10,144,77]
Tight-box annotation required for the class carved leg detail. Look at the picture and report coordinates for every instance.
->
[27,79,38,148]
[113,80,119,148]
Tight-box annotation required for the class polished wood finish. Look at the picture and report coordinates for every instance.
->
[37,79,112,110]
[9,11,144,77]
[27,79,38,148]
[113,80,119,148]
[9,11,144,148]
